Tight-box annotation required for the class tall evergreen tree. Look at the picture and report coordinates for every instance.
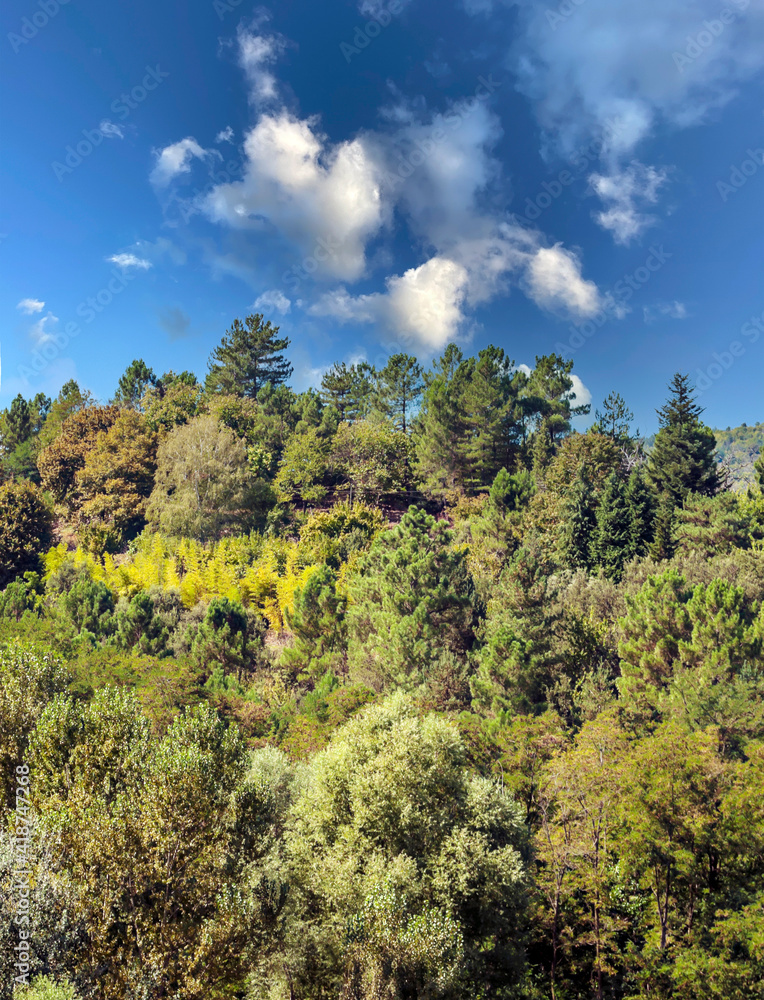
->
[206,313,292,397]
[591,390,634,444]
[558,464,596,571]
[649,492,677,561]
[377,352,424,434]
[320,362,375,422]
[625,466,656,560]
[646,373,719,502]
[413,345,472,495]
[114,359,158,410]
[592,472,631,580]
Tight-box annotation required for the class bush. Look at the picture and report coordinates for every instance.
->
[0,482,53,589]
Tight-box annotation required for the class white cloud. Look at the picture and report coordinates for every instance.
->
[150,137,209,187]
[99,119,124,139]
[643,300,688,323]
[311,240,602,352]
[253,288,292,314]
[525,244,602,318]
[238,25,287,104]
[204,111,386,281]
[107,253,153,270]
[216,126,235,143]
[568,374,592,411]
[17,298,45,314]
[506,0,764,239]
[590,162,667,244]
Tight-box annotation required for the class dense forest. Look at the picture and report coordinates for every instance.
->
[2,314,764,1000]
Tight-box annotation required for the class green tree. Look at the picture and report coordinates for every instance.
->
[592,472,631,580]
[274,425,331,510]
[646,373,720,502]
[206,313,292,397]
[113,358,158,409]
[625,466,656,560]
[283,565,347,680]
[320,362,375,422]
[0,641,70,813]
[0,481,53,588]
[28,694,257,1000]
[413,345,472,496]
[147,414,267,540]
[591,390,634,444]
[377,352,424,434]
[275,694,528,999]
[35,381,92,453]
[38,406,121,514]
[346,506,477,695]
[142,371,203,431]
[471,544,563,716]
[74,409,158,545]
[558,465,596,571]
[330,419,412,503]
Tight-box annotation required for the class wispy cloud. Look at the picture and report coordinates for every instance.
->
[108,253,153,270]
[17,298,45,314]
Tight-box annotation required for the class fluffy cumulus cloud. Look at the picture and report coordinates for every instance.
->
[204,111,385,282]
[312,240,602,352]
[506,0,764,238]
[17,298,45,314]
[150,138,209,187]
[253,288,292,314]
[153,16,606,352]
[525,244,602,317]
[108,253,153,270]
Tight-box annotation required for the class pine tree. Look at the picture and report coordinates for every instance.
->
[114,359,158,410]
[649,492,677,560]
[625,466,656,560]
[413,345,471,495]
[646,373,719,502]
[377,353,424,434]
[592,390,634,443]
[558,464,596,571]
[592,472,631,580]
[320,362,375,422]
[206,313,292,397]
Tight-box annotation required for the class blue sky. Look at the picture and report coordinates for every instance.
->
[2,0,764,432]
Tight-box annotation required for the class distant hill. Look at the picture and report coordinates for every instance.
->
[641,422,764,490]
[713,422,764,489]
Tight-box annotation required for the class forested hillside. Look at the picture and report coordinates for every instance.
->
[2,315,764,1000]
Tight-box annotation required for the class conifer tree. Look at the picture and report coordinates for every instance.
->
[591,390,633,444]
[646,373,719,502]
[592,472,631,580]
[206,313,292,397]
[413,345,472,495]
[377,353,424,434]
[625,466,656,560]
[649,492,677,560]
[558,465,596,571]
[114,359,157,410]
